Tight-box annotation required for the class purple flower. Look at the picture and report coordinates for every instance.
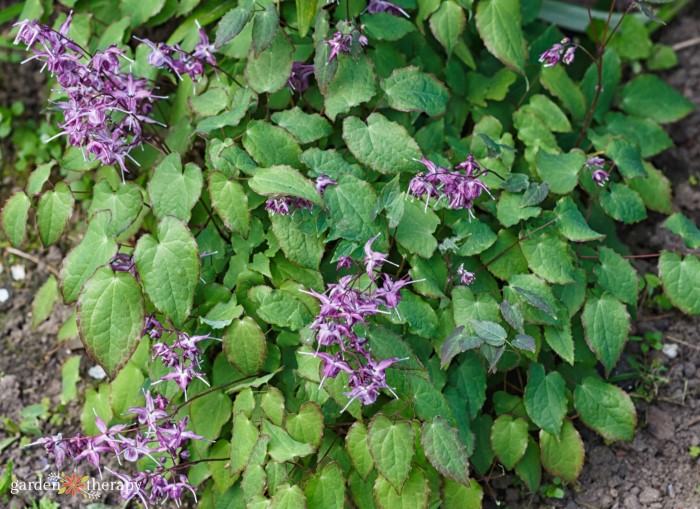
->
[110,253,137,276]
[324,28,369,63]
[365,0,410,17]
[336,256,353,269]
[265,196,314,215]
[592,169,610,186]
[456,263,476,285]
[539,38,576,68]
[315,174,337,194]
[584,156,605,170]
[364,234,398,279]
[287,62,315,93]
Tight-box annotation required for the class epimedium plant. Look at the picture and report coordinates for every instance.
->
[2,0,699,506]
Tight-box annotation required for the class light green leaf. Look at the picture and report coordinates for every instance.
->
[421,416,470,486]
[110,363,145,417]
[621,74,693,123]
[524,363,567,438]
[582,293,630,375]
[368,414,415,493]
[628,163,672,214]
[271,107,333,144]
[209,172,250,236]
[544,323,574,365]
[443,478,483,509]
[223,317,267,375]
[323,53,377,120]
[196,88,256,133]
[575,376,636,441]
[77,267,144,378]
[286,401,324,450]
[659,252,700,315]
[261,387,285,426]
[252,4,279,56]
[26,161,54,197]
[662,213,700,249]
[271,213,324,269]
[304,462,345,509]
[476,0,526,73]
[395,199,439,258]
[324,175,383,243]
[148,154,202,222]
[243,121,302,168]
[2,191,31,247]
[271,484,307,508]
[230,411,260,474]
[514,438,541,493]
[381,66,449,116]
[249,165,321,205]
[257,289,313,330]
[555,197,604,242]
[343,114,422,175]
[430,1,466,55]
[61,355,81,404]
[121,0,165,26]
[496,191,541,227]
[520,233,575,284]
[89,180,143,236]
[362,12,415,41]
[594,247,638,305]
[490,415,529,469]
[216,7,252,48]
[296,0,319,37]
[32,275,58,328]
[535,150,586,194]
[60,212,117,303]
[190,390,232,444]
[539,420,584,482]
[36,183,74,247]
[481,229,528,280]
[245,30,293,93]
[606,138,646,179]
[263,419,314,462]
[134,216,200,327]
[373,467,430,509]
[346,422,374,479]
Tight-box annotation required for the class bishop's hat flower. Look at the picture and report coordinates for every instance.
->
[365,0,410,18]
[539,37,577,68]
[287,62,315,93]
[584,156,611,187]
[456,263,476,286]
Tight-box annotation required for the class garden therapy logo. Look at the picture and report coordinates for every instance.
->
[9,471,129,500]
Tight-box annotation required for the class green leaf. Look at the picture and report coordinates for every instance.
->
[271,213,324,269]
[2,191,31,247]
[296,0,319,37]
[395,199,439,258]
[373,467,430,509]
[496,191,541,227]
[604,112,672,158]
[621,74,693,123]
[249,165,321,205]
[121,0,166,26]
[196,88,255,133]
[469,319,507,347]
[520,233,575,284]
[540,66,586,120]
[148,154,202,222]
[245,30,293,93]
[555,197,604,242]
[381,66,449,116]
[324,175,383,243]
[89,180,143,236]
[77,267,144,378]
[257,289,313,330]
[575,376,636,441]
[662,213,700,249]
[659,252,700,315]
[32,275,58,328]
[524,363,567,438]
[606,138,646,179]
[110,363,145,417]
[323,54,377,121]
[362,12,415,41]
[512,334,536,352]
[252,4,279,57]
[430,1,466,55]
[271,107,333,144]
[209,172,250,237]
[243,121,302,168]
[134,216,200,327]
[599,182,647,224]
[594,247,638,305]
[261,388,285,426]
[544,323,574,365]
[36,183,74,247]
[271,484,307,508]
[443,478,483,509]
[514,438,541,493]
[535,150,586,194]
[368,414,415,493]
[539,420,584,482]
[60,212,117,303]
[215,7,251,48]
[26,161,54,197]
[421,416,470,486]
[490,415,529,469]
[263,419,314,462]
[582,293,630,375]
[627,163,672,214]
[305,462,345,509]
[343,114,422,175]
[481,229,528,280]
[346,422,374,479]
[61,355,81,405]
[230,411,260,474]
[223,317,267,375]
[476,0,526,73]
[286,401,324,450]
[582,50,621,121]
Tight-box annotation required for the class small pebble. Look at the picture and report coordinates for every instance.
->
[0,288,8,303]
[88,365,106,379]
[662,343,679,359]
[10,264,25,281]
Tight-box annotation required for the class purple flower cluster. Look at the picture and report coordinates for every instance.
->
[539,37,577,68]
[365,0,410,17]
[584,156,610,186]
[287,62,315,93]
[110,253,137,277]
[324,30,369,63]
[265,175,336,216]
[136,22,216,85]
[13,14,163,179]
[29,390,205,507]
[301,235,415,411]
[407,153,493,218]
[456,263,476,286]
[145,314,214,396]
